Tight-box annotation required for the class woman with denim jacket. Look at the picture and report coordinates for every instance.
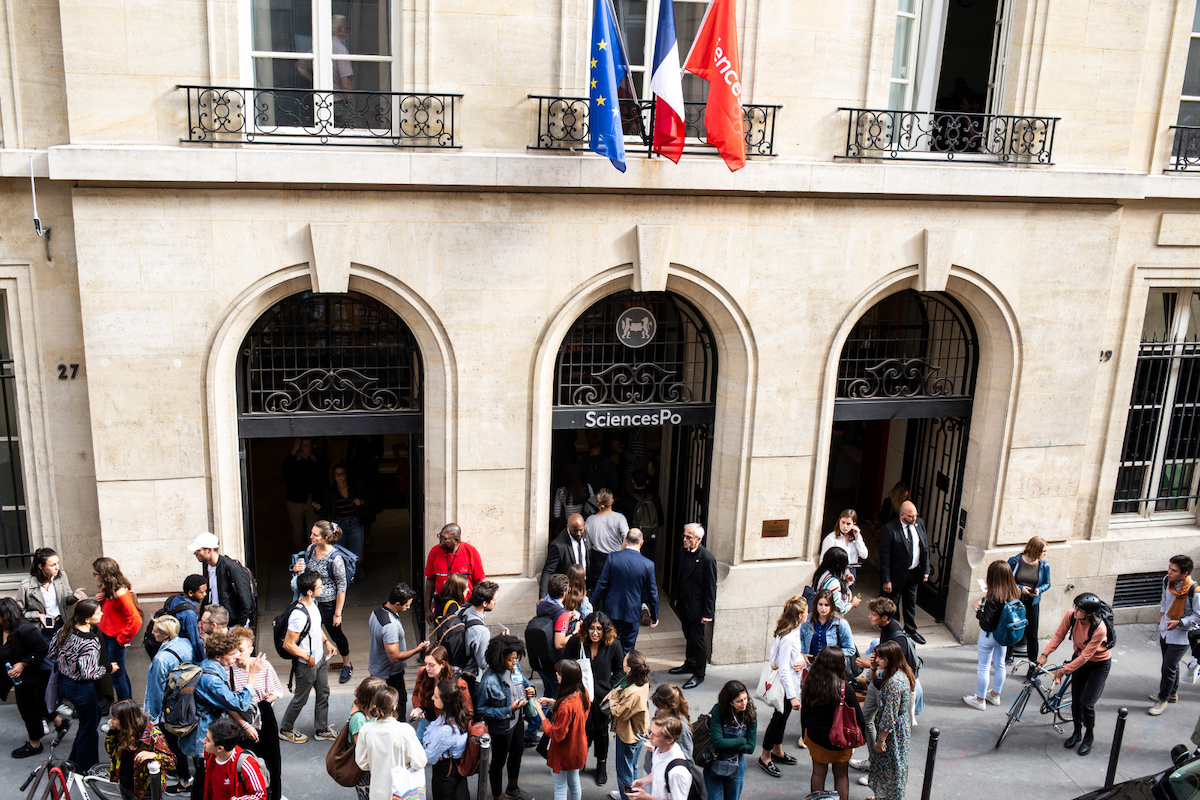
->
[1006,537,1051,665]
[705,680,757,800]
[476,635,537,800]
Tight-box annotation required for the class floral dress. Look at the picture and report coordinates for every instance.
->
[869,671,912,800]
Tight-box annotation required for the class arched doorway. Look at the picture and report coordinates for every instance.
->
[236,290,426,625]
[550,290,717,596]
[823,289,978,620]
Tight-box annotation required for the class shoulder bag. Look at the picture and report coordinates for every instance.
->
[829,682,865,749]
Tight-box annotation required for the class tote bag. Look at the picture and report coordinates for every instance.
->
[753,662,784,714]
[391,763,427,800]
[324,721,364,787]
[829,682,865,749]
[578,654,595,701]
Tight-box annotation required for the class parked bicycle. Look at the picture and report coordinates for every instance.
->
[995,662,1073,749]
[21,703,121,800]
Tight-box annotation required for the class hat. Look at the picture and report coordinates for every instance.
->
[188,532,220,552]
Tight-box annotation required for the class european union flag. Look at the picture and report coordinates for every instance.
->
[588,0,631,172]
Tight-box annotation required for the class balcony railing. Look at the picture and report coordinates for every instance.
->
[1169,126,1200,172]
[179,85,462,147]
[528,95,781,158]
[839,108,1058,164]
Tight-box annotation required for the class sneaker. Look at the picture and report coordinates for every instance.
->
[504,788,534,800]
[858,776,870,786]
[340,665,354,684]
[279,728,309,743]
[610,792,622,800]
[165,782,192,795]
[849,758,871,772]
[963,695,987,711]
[11,742,43,758]
[1149,700,1168,716]
[314,728,337,741]
[986,692,1003,706]
[1170,694,1179,704]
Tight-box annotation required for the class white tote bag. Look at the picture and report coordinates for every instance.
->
[391,764,427,800]
[753,637,785,714]
[578,654,596,701]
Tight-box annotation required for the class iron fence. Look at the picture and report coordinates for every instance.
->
[1169,126,1200,171]
[179,85,461,147]
[839,107,1058,164]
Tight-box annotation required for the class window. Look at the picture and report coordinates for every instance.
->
[1113,290,1200,518]
[613,0,709,104]
[1177,3,1200,128]
[0,302,29,572]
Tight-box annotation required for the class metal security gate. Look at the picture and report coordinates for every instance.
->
[905,416,969,620]
[661,423,714,596]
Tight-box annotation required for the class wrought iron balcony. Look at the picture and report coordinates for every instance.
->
[178,85,461,147]
[528,95,780,158]
[839,108,1058,164]
[1168,126,1200,172]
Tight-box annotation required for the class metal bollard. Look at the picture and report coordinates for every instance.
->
[475,732,492,800]
[148,759,163,800]
[920,728,940,800]
[1105,708,1129,787]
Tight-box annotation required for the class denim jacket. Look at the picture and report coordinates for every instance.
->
[180,660,254,757]
[476,666,532,732]
[144,637,195,721]
[799,617,854,655]
[1007,555,1051,605]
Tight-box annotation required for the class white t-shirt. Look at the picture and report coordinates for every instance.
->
[288,602,323,661]
[41,584,59,619]
[650,743,691,800]
[207,563,220,606]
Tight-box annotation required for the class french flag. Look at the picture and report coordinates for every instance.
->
[650,0,686,163]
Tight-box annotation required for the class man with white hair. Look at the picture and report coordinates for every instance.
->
[669,523,717,689]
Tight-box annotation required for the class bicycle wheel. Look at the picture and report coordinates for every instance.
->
[996,685,1032,749]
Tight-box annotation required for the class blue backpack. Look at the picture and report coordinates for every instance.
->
[993,599,1028,646]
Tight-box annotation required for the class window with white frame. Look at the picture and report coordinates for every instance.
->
[613,0,709,104]
[247,0,395,127]
[1113,290,1200,518]
[1176,3,1200,128]
[0,300,29,572]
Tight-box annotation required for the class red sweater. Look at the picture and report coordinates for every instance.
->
[203,747,266,800]
[98,592,142,646]
[542,691,590,773]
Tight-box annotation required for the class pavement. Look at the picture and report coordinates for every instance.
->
[4,616,1197,800]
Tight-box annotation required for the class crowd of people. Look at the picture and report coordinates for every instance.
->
[1,475,1195,800]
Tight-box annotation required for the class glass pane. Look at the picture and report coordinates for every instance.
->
[675,2,708,104]
[0,509,28,569]
[1188,292,1200,340]
[1184,39,1200,96]
[1179,100,1200,127]
[1143,290,1173,341]
[331,0,390,56]
[0,444,21,508]
[331,59,391,93]
[615,0,648,67]
[252,0,313,53]
[889,81,908,111]
[1193,0,1200,34]
[253,58,315,127]
[892,15,913,81]
[898,0,916,14]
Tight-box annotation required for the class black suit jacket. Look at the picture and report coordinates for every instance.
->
[201,555,255,628]
[539,530,591,597]
[878,517,931,587]
[674,545,717,620]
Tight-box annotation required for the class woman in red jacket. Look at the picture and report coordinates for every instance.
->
[92,557,143,702]
[531,659,590,800]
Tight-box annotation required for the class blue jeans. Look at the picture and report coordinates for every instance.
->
[552,769,581,800]
[337,517,365,559]
[703,756,746,800]
[977,630,1006,699]
[615,737,639,796]
[103,635,132,701]
[58,675,100,770]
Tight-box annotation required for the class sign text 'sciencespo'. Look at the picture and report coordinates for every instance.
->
[584,409,683,428]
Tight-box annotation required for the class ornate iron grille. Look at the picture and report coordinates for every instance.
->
[179,86,461,147]
[909,416,968,622]
[1168,126,1200,172]
[239,292,421,417]
[838,108,1058,164]
[837,291,977,402]
[528,96,780,157]
[554,291,715,408]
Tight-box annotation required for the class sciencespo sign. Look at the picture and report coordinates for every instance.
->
[551,404,716,430]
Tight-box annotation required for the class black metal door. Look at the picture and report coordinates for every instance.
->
[906,416,969,621]
[409,432,426,639]
[662,423,713,598]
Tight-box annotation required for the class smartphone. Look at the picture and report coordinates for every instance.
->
[977,578,987,592]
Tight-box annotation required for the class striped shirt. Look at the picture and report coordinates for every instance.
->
[50,628,107,682]
[230,659,285,703]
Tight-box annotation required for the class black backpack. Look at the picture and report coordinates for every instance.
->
[525,606,568,673]
[142,596,198,659]
[665,758,708,800]
[690,714,716,767]
[1083,599,1118,651]
[272,602,311,689]
[161,661,204,737]
[429,609,483,671]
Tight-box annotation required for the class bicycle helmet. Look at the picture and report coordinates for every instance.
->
[1073,592,1103,614]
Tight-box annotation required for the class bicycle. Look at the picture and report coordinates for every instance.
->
[20,704,122,800]
[994,662,1073,750]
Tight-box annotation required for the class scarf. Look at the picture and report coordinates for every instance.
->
[1168,575,1196,620]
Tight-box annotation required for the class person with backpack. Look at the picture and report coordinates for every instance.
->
[799,647,865,800]
[104,698,176,800]
[202,717,267,800]
[628,715,694,800]
[616,471,663,563]
[530,574,579,703]
[436,574,471,623]
[963,560,1023,710]
[608,649,651,800]
[530,659,591,800]
[50,598,117,771]
[368,581,430,705]
[563,611,624,786]
[291,520,356,684]
[866,641,914,800]
[476,635,537,800]
[278,571,338,744]
[143,615,195,794]
[181,630,264,800]
[705,680,757,800]
[1151,554,1200,716]
[1037,592,1115,757]
[190,532,256,630]
[93,557,143,703]
[229,626,286,800]
[423,523,486,625]
[145,576,207,660]
[423,678,472,800]
[355,686,427,800]
[461,581,503,689]
[1006,536,1051,665]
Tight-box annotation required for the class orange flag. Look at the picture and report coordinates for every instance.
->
[682,0,746,172]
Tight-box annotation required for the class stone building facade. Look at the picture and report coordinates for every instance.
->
[0,0,1198,662]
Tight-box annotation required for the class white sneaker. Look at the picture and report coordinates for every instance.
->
[858,776,870,786]
[963,695,987,711]
[610,791,622,800]
[1149,700,1168,716]
[849,758,870,771]
[1191,660,1200,685]
[986,692,1003,706]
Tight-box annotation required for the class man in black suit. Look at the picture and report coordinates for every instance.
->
[878,500,930,644]
[670,523,717,689]
[539,513,590,597]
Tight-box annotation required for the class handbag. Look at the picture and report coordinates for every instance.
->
[390,763,427,800]
[325,721,364,787]
[710,755,739,778]
[691,713,716,767]
[829,682,865,749]
[753,658,784,715]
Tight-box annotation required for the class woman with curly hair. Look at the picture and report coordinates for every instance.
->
[476,635,537,800]
[92,557,142,702]
[104,699,175,800]
[705,680,757,800]
[563,611,623,785]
